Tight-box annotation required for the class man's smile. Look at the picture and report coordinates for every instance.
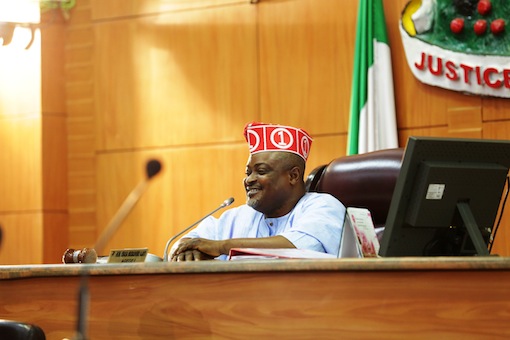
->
[246,187,261,197]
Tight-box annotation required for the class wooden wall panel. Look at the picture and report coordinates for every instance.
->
[64,0,97,250]
[0,116,42,211]
[483,97,510,122]
[40,9,69,263]
[258,0,354,138]
[41,116,68,263]
[41,12,66,113]
[42,213,68,263]
[41,11,68,212]
[0,215,43,264]
[94,3,257,151]
[91,0,247,20]
[446,107,482,137]
[41,116,68,209]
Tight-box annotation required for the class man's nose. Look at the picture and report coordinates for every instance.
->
[244,173,256,185]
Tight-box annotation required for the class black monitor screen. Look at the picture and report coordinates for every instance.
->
[379,136,510,257]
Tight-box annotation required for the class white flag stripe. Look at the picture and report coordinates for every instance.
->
[374,40,398,151]
[359,39,398,154]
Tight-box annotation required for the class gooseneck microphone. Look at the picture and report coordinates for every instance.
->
[162,197,234,261]
[63,159,162,263]
[93,159,162,256]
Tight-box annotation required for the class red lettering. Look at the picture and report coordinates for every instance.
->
[415,52,426,70]
[483,68,502,88]
[445,61,458,80]
[475,66,483,85]
[428,55,443,75]
[460,64,474,84]
[504,70,510,89]
[414,51,510,96]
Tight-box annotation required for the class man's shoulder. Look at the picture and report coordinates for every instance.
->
[302,191,337,201]
[300,192,345,207]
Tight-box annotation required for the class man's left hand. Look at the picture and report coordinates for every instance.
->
[170,238,223,261]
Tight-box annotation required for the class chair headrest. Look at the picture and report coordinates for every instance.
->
[315,148,404,227]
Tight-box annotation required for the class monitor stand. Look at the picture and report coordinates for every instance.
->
[456,201,490,256]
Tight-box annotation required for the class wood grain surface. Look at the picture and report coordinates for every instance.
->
[1,258,510,339]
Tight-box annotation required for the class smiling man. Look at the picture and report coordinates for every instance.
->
[170,122,346,261]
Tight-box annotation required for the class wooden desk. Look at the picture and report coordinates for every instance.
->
[1,258,510,339]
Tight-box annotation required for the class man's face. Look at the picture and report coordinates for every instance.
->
[243,152,293,217]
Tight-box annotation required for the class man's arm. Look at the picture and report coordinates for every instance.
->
[170,235,295,261]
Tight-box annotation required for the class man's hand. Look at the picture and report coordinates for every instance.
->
[170,238,224,261]
[171,249,216,261]
[169,235,296,261]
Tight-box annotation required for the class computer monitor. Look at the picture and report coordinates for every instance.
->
[379,136,510,257]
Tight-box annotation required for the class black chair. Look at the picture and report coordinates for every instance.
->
[0,320,46,340]
[304,164,327,192]
[306,148,404,232]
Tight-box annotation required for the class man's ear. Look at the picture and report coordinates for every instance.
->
[288,166,301,184]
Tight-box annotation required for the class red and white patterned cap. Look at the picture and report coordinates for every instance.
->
[243,122,313,161]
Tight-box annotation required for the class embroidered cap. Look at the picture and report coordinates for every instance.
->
[243,122,313,161]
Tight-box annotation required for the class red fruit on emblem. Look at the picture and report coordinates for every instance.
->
[474,20,487,35]
[477,0,492,16]
[490,19,506,35]
[450,18,465,34]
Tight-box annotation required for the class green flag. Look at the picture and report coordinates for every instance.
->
[347,0,398,155]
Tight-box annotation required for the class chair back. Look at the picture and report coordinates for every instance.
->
[307,148,404,228]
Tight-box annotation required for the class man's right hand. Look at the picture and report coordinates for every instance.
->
[170,249,216,261]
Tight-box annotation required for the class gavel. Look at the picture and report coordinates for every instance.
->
[62,248,98,264]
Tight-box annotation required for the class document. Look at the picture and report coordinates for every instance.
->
[228,248,337,260]
[342,207,380,257]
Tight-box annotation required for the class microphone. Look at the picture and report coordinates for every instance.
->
[75,274,90,340]
[63,159,162,263]
[162,197,234,261]
[94,159,162,255]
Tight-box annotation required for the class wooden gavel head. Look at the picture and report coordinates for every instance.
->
[62,248,98,264]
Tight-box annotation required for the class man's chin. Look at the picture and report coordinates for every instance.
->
[246,197,261,211]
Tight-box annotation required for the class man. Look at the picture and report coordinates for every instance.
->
[170,122,345,261]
